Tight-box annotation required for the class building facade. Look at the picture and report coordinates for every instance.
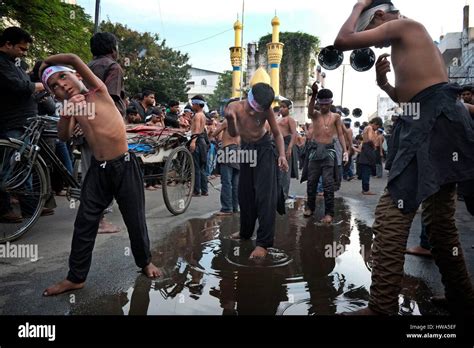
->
[186,67,222,100]
[438,5,473,86]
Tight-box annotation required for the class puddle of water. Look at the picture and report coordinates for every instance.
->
[72,197,440,315]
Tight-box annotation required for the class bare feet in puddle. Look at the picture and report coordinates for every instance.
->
[142,263,162,278]
[43,279,84,296]
[249,246,268,260]
[320,215,333,224]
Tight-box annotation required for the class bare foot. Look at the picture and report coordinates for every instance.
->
[142,263,162,278]
[230,231,241,240]
[320,215,333,224]
[362,191,377,196]
[43,279,84,296]
[98,218,121,234]
[406,246,432,258]
[249,246,268,259]
[340,307,381,316]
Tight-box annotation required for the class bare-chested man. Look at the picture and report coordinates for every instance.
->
[277,100,298,200]
[342,118,356,181]
[39,54,161,296]
[225,83,289,259]
[189,95,208,197]
[358,117,382,195]
[303,83,348,224]
[213,116,241,216]
[374,128,385,178]
[335,0,474,315]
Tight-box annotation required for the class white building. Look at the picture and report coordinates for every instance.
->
[186,67,222,100]
[438,5,473,85]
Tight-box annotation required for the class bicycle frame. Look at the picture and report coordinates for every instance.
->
[6,115,81,192]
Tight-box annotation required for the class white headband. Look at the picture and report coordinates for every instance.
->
[247,88,265,113]
[356,4,398,32]
[41,66,75,93]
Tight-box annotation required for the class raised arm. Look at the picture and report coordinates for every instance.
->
[41,54,104,91]
[334,1,404,51]
[308,82,319,119]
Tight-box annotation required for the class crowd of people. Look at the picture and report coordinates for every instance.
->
[1,0,474,315]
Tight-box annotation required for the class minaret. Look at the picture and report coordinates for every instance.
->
[230,19,243,98]
[267,15,284,99]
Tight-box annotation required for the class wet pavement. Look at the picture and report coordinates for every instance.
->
[0,176,472,315]
[70,198,444,316]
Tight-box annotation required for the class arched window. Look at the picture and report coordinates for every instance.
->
[201,79,207,86]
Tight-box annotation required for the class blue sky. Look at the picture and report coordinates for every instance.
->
[77,0,473,117]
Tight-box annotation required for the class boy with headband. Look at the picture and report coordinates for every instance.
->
[226,83,288,260]
[303,84,348,224]
[334,0,474,315]
[39,54,161,296]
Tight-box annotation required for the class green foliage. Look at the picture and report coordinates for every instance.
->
[100,21,190,103]
[207,70,234,110]
[0,0,93,64]
[0,2,190,102]
[257,32,320,100]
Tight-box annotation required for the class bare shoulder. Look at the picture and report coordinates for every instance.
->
[390,18,426,36]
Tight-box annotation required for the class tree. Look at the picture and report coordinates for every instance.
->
[100,21,190,103]
[257,32,320,101]
[0,0,93,64]
[207,71,233,110]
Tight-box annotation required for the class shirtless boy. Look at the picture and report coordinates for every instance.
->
[304,83,348,224]
[335,0,474,314]
[277,100,298,200]
[39,54,161,296]
[225,83,289,259]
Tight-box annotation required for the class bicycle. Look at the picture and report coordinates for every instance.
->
[0,115,81,243]
[0,116,195,243]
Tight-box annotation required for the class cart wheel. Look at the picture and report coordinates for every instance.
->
[162,146,195,215]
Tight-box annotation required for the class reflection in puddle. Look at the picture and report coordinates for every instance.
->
[71,198,439,315]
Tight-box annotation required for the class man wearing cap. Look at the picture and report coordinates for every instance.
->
[225,83,288,259]
[335,0,474,315]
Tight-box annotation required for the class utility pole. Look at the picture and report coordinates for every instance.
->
[340,64,346,106]
[94,0,101,34]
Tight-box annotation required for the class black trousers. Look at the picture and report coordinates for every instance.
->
[306,158,335,217]
[238,139,277,249]
[67,152,151,283]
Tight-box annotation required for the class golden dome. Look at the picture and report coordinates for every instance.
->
[249,67,271,87]
[234,20,243,30]
[271,16,280,26]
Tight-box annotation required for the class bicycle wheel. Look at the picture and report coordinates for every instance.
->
[0,139,48,243]
[162,146,195,215]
